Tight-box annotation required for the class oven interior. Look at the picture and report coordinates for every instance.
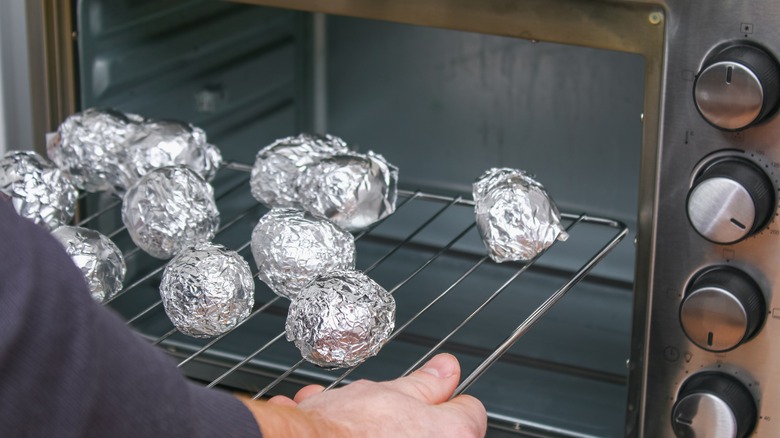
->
[73,0,646,436]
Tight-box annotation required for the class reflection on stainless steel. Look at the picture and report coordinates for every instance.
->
[0,150,78,230]
[672,373,757,438]
[680,267,765,352]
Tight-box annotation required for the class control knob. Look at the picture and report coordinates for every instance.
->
[687,156,775,244]
[680,266,765,352]
[694,44,780,130]
[672,372,757,438]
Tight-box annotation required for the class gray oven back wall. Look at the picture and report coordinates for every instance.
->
[75,0,644,283]
[325,16,646,282]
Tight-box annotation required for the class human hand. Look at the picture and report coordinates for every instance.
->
[240,353,487,437]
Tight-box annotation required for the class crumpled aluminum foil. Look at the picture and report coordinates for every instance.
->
[51,225,126,303]
[250,209,355,299]
[0,151,77,231]
[296,151,398,231]
[121,166,219,259]
[47,108,141,193]
[160,242,254,338]
[250,133,349,208]
[473,168,569,263]
[125,119,222,188]
[285,269,395,368]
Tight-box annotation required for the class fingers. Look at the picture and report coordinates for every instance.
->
[266,395,297,407]
[439,394,488,436]
[294,384,325,403]
[381,353,461,404]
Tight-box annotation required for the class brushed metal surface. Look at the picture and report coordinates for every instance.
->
[680,287,748,352]
[647,1,780,437]
[672,393,738,437]
[687,177,756,243]
[695,62,764,130]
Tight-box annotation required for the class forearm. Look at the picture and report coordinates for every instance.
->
[238,396,341,438]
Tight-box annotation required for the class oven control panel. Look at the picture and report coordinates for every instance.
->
[646,3,780,437]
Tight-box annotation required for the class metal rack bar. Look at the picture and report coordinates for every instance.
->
[123,202,262,322]
[200,196,467,393]
[400,216,586,378]
[324,253,489,391]
[453,216,628,396]
[86,161,629,413]
[251,220,478,400]
[76,199,121,226]
[320,217,588,392]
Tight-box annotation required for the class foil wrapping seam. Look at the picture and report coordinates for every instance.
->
[250,133,348,208]
[251,209,356,300]
[48,108,222,194]
[473,168,569,263]
[285,269,396,369]
[51,225,126,303]
[0,151,77,231]
[160,242,255,338]
[296,151,398,231]
[122,166,220,259]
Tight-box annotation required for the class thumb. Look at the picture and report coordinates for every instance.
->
[381,353,461,404]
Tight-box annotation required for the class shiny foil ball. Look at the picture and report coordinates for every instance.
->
[51,225,126,303]
[0,150,77,230]
[47,108,141,193]
[473,168,569,262]
[251,209,356,299]
[124,119,222,189]
[122,166,220,259]
[250,133,349,208]
[285,270,396,368]
[296,151,398,231]
[160,242,255,338]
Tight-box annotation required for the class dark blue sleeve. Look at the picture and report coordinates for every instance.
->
[0,200,261,438]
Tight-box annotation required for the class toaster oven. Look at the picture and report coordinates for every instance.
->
[23,0,780,436]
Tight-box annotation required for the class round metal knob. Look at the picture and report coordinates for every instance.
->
[694,44,780,130]
[672,372,757,438]
[687,157,775,244]
[680,267,765,352]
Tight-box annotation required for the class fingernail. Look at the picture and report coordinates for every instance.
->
[419,354,457,379]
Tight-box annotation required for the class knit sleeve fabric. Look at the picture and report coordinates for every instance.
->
[0,200,261,438]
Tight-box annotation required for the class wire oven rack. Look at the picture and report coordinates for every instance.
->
[78,162,628,435]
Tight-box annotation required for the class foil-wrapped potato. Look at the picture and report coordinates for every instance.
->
[160,242,255,338]
[251,209,356,299]
[285,270,395,368]
[0,150,77,230]
[51,225,126,302]
[473,168,568,262]
[250,133,348,208]
[122,166,219,259]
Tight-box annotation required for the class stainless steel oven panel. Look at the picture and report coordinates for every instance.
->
[649,2,780,436]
